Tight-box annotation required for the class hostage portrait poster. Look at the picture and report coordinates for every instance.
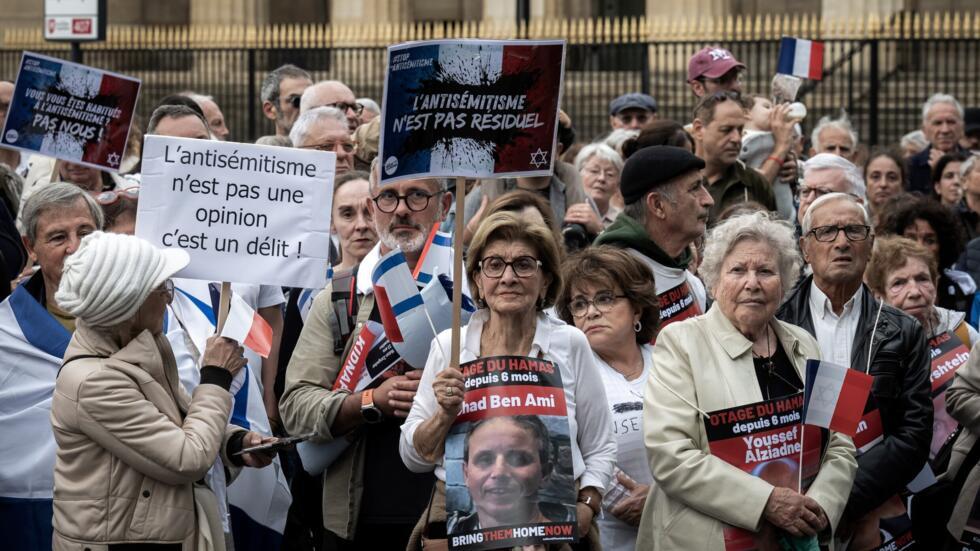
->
[2,52,140,172]
[444,356,577,550]
[379,39,565,184]
[705,393,823,551]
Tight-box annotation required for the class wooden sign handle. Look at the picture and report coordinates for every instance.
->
[449,177,466,369]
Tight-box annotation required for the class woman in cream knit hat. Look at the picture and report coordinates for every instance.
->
[49,231,276,550]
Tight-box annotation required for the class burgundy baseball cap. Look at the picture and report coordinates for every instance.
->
[687,46,746,82]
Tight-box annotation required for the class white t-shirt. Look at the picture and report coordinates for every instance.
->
[595,345,655,551]
[626,248,707,330]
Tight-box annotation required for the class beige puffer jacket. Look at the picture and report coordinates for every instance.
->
[50,322,244,550]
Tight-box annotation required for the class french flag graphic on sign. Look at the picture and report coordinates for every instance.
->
[380,40,566,184]
[777,36,824,80]
[802,359,873,436]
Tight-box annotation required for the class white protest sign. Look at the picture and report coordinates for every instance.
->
[136,135,333,289]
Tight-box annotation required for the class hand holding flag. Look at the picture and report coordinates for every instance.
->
[220,292,274,358]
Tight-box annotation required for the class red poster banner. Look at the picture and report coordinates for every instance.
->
[705,394,822,551]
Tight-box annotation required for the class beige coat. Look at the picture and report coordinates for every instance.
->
[637,305,858,550]
[946,338,980,540]
[50,322,244,550]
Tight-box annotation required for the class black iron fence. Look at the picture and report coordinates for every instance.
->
[1,12,977,148]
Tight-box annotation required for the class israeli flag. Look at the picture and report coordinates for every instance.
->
[0,284,70,550]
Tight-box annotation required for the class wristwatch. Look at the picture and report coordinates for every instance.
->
[360,389,383,424]
[577,493,600,516]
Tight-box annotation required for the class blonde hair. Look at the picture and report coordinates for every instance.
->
[466,211,563,309]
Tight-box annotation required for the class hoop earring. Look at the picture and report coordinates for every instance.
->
[633,320,642,333]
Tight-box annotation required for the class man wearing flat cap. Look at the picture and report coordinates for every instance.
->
[687,46,746,98]
[595,146,712,331]
[609,93,658,131]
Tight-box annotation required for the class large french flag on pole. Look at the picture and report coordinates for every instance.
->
[777,36,824,80]
[802,359,873,436]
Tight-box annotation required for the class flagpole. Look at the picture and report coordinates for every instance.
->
[216,281,231,334]
[450,177,465,369]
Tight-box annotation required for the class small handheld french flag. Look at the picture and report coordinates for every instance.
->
[220,293,274,358]
[802,359,873,436]
[777,36,824,80]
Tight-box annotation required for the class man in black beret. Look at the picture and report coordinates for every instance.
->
[595,146,713,330]
[691,91,775,224]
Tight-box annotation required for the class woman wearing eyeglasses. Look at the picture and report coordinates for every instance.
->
[553,246,659,551]
[49,232,276,550]
[400,211,616,550]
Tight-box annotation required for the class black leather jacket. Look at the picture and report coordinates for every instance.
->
[777,276,933,521]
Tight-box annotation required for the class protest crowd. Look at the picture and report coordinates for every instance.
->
[5,37,980,551]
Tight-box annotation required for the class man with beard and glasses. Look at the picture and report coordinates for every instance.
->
[595,146,713,332]
[692,91,775,225]
[279,160,451,550]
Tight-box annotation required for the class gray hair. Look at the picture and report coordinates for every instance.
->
[22,182,104,243]
[800,192,871,235]
[604,128,639,153]
[810,112,858,153]
[961,155,980,180]
[299,80,353,113]
[699,211,801,299]
[146,104,209,136]
[900,130,928,152]
[260,64,311,105]
[803,153,866,198]
[288,106,347,147]
[574,143,624,172]
[357,98,380,115]
[922,93,964,123]
[255,135,293,147]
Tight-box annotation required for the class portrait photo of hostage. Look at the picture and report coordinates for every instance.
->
[446,414,576,538]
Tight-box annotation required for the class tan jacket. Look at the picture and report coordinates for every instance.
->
[637,305,858,550]
[946,338,980,540]
[279,282,375,539]
[50,322,244,550]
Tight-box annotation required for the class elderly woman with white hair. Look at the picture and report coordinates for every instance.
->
[637,211,857,550]
[574,143,625,230]
[50,232,276,550]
